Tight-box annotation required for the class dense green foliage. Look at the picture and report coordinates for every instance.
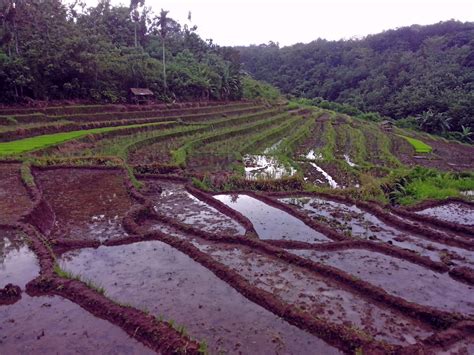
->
[237,21,474,133]
[0,0,242,103]
[242,76,281,101]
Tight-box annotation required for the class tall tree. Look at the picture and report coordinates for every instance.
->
[155,9,169,89]
[129,0,144,47]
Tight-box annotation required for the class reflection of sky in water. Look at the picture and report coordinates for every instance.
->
[243,155,296,180]
[1,232,40,289]
[280,196,474,268]
[417,203,474,226]
[214,194,329,243]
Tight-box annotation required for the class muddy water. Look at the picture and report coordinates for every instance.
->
[143,180,245,236]
[195,241,434,346]
[0,164,32,225]
[280,196,474,268]
[243,154,297,180]
[60,241,340,355]
[214,194,330,242]
[0,294,154,354]
[36,169,131,242]
[416,203,474,226]
[290,249,474,315]
[0,229,40,289]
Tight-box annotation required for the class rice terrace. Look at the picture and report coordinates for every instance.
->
[1,0,474,354]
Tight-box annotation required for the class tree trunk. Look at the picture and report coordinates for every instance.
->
[134,22,138,47]
[162,38,166,90]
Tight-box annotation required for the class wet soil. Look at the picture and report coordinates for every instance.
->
[290,249,474,315]
[0,294,154,354]
[193,240,434,346]
[280,196,474,269]
[0,164,32,225]
[0,229,40,289]
[214,194,331,242]
[60,241,340,354]
[36,169,132,243]
[417,203,474,227]
[143,180,245,236]
[390,132,474,172]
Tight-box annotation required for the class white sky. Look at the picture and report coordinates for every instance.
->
[81,0,473,47]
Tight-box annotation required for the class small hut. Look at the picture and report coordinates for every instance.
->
[129,88,154,105]
[380,120,394,132]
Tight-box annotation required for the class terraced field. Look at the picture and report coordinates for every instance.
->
[1,101,473,354]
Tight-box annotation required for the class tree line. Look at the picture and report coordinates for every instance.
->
[0,0,243,103]
[237,21,474,135]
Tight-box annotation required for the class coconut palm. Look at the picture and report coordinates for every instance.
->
[155,9,169,90]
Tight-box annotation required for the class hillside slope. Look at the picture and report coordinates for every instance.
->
[237,21,474,132]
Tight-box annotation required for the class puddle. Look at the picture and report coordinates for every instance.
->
[0,294,153,354]
[143,180,245,236]
[195,241,434,346]
[60,241,340,354]
[0,229,40,289]
[344,154,356,167]
[290,249,474,315]
[243,155,296,180]
[305,150,322,161]
[0,164,32,225]
[416,203,474,226]
[280,197,474,268]
[36,169,131,243]
[214,194,330,243]
[308,162,339,188]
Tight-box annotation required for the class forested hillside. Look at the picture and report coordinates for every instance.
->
[0,0,242,103]
[237,21,474,133]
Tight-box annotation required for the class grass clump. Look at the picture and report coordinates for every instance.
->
[388,167,474,205]
[54,263,106,295]
[397,134,432,153]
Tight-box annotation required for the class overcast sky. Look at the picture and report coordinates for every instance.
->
[82,0,473,47]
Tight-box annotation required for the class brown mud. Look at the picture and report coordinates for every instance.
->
[142,180,245,236]
[0,164,33,225]
[34,168,132,243]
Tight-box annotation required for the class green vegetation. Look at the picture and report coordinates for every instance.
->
[242,76,281,101]
[398,135,433,153]
[0,1,241,103]
[0,121,172,156]
[237,21,473,135]
[389,168,474,205]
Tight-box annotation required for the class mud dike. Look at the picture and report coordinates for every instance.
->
[1,102,473,353]
[1,162,472,354]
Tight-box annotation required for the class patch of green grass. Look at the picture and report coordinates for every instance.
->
[0,121,173,156]
[397,134,432,153]
[389,167,474,205]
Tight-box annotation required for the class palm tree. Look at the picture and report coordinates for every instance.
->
[129,0,144,47]
[155,9,169,90]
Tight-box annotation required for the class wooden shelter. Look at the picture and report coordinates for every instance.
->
[380,120,394,132]
[129,88,154,104]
